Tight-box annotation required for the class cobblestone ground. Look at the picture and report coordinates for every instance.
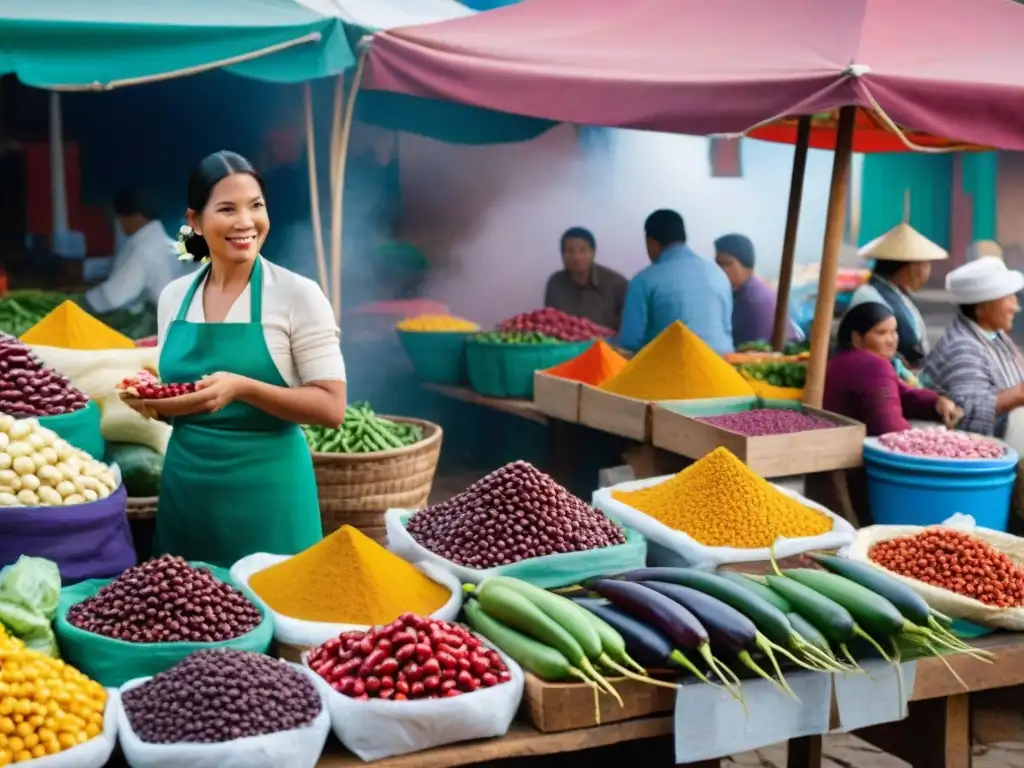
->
[728,735,1023,767]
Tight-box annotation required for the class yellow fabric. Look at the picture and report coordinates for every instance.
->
[20,302,134,350]
[599,321,755,401]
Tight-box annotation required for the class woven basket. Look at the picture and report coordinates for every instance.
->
[125,496,158,521]
[313,417,442,544]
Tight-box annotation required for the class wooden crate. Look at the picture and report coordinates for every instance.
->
[522,672,676,733]
[651,396,865,478]
[533,372,581,423]
[579,385,650,441]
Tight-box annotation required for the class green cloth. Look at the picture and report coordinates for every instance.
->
[38,400,104,459]
[154,258,323,567]
[54,562,273,687]
[0,0,352,87]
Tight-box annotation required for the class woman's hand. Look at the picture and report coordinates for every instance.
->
[194,372,251,413]
[122,397,161,421]
[936,396,964,429]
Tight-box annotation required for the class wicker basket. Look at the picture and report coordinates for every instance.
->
[313,417,442,544]
[125,496,158,521]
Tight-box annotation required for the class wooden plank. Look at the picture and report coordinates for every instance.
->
[578,385,650,441]
[317,716,673,767]
[911,633,1024,701]
[533,372,581,423]
[423,383,548,425]
[523,672,675,733]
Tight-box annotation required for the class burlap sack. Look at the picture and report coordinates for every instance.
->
[846,524,1024,631]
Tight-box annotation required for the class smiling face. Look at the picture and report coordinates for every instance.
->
[188,172,268,265]
[852,315,899,360]
[975,293,1021,333]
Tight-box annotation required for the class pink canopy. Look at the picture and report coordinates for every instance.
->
[363,0,1024,151]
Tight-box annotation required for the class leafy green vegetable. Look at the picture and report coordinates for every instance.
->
[0,556,60,618]
[303,402,425,454]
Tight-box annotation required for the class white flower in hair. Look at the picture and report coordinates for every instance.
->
[178,225,192,237]
[176,225,197,262]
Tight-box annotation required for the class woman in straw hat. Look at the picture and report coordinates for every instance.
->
[924,256,1024,440]
[847,222,948,369]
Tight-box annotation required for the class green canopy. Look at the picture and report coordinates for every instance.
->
[0,1,354,89]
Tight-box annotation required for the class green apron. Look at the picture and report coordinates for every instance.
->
[154,257,323,567]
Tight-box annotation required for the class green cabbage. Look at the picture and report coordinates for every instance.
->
[0,556,60,618]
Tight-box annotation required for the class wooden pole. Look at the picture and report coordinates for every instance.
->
[802,106,857,408]
[303,83,329,296]
[771,115,812,351]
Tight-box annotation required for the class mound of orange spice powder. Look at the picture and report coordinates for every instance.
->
[544,339,627,386]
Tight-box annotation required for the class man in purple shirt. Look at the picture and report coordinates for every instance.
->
[714,233,801,347]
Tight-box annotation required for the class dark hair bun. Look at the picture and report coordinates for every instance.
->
[183,230,211,259]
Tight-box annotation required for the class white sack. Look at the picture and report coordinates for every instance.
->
[117,665,331,768]
[24,690,119,768]
[592,474,855,570]
[305,645,523,761]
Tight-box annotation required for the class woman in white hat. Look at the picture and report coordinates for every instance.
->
[848,223,948,369]
[923,256,1024,439]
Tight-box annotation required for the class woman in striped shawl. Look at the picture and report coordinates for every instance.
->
[924,257,1024,438]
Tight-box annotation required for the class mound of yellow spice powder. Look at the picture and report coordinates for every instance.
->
[0,627,107,765]
[248,525,451,624]
[21,301,135,350]
[611,447,832,547]
[599,321,754,401]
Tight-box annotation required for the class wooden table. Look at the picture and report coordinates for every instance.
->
[421,384,548,425]
[317,633,1024,768]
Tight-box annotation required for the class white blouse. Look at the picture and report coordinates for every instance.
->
[157,258,346,387]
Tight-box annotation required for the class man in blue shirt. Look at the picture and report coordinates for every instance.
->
[617,210,735,354]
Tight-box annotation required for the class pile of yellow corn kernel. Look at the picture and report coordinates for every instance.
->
[0,626,106,764]
[396,314,479,332]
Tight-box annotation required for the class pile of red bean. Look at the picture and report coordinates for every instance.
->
[66,555,263,643]
[0,334,89,416]
[309,613,511,700]
[119,371,197,400]
[406,460,626,568]
[498,308,613,342]
[878,428,1005,459]
[695,408,836,437]
[123,650,321,743]
[869,528,1024,607]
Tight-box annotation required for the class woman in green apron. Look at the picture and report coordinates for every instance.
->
[133,151,347,567]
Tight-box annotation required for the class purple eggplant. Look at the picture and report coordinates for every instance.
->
[640,581,796,698]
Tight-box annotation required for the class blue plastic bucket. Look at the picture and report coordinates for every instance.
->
[862,437,1019,530]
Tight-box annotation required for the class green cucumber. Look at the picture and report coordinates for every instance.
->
[463,600,581,682]
[717,571,793,612]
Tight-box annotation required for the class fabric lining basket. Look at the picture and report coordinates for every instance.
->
[38,399,104,458]
[312,417,442,544]
[465,338,591,399]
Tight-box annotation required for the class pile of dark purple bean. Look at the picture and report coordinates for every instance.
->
[406,460,626,568]
[0,333,89,416]
[695,408,837,437]
[123,650,322,744]
[66,555,262,643]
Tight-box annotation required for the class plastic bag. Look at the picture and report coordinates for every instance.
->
[23,689,120,768]
[592,475,855,571]
[305,643,524,761]
[845,523,1024,631]
[230,554,463,648]
[0,555,61,616]
[117,665,330,768]
[55,562,274,687]
[385,508,647,588]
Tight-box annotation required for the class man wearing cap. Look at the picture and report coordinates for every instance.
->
[924,256,1024,439]
[714,233,802,347]
[847,223,948,369]
[618,210,733,353]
